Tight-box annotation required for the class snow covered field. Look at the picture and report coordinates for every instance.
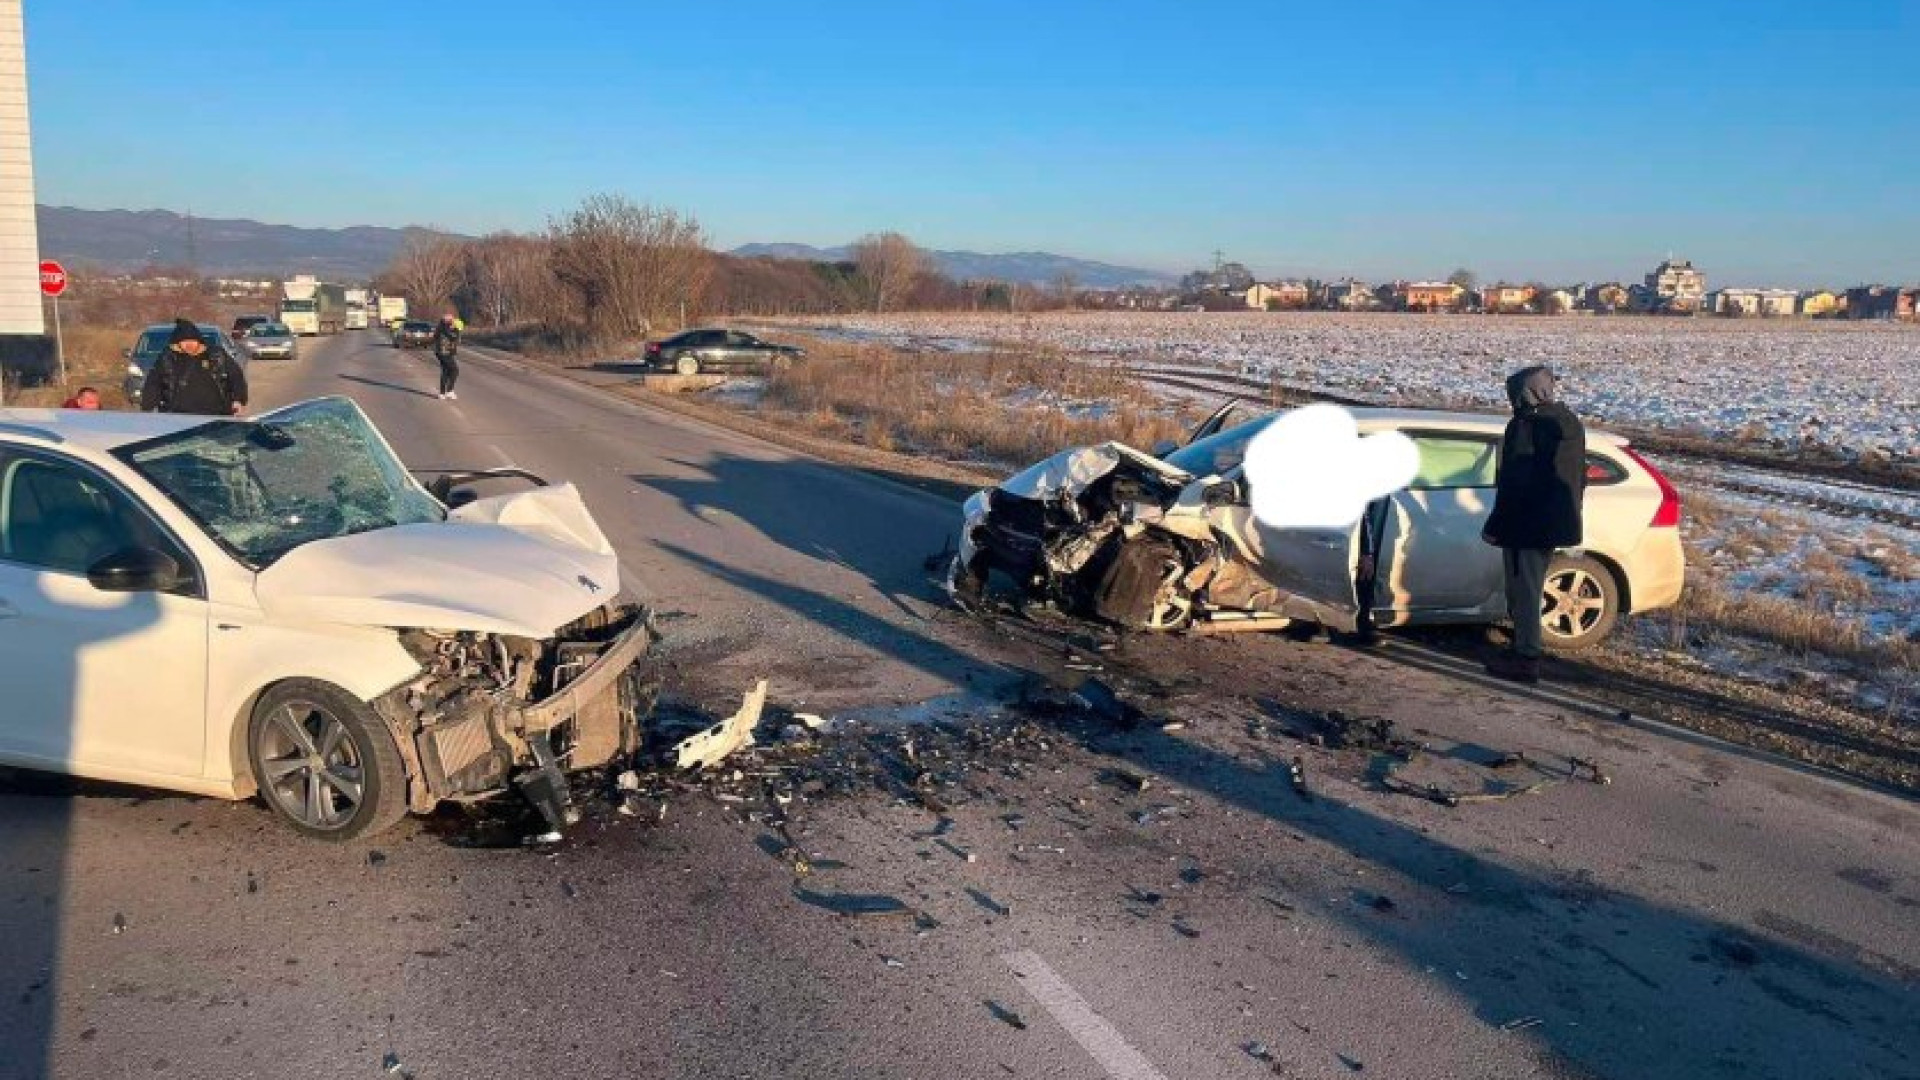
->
[788,312,1920,463]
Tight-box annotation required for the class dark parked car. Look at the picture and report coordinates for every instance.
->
[392,320,435,349]
[231,314,273,338]
[122,323,247,405]
[644,329,803,375]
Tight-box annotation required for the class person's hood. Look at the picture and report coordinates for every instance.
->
[1505,366,1558,412]
[169,318,204,346]
[996,442,1193,500]
[252,484,619,638]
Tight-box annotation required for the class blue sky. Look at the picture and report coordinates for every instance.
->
[24,1,1919,284]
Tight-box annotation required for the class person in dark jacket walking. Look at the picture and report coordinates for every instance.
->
[142,318,248,416]
[430,313,462,400]
[1481,365,1585,683]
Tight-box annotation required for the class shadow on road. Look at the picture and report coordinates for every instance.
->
[635,450,962,623]
[336,373,439,400]
[645,525,1920,1077]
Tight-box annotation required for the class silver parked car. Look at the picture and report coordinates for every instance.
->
[239,320,297,361]
[948,403,1685,652]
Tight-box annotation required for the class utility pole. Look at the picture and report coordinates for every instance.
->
[185,207,198,276]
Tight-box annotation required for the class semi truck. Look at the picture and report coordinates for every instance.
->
[344,287,370,330]
[280,275,347,335]
[378,295,408,327]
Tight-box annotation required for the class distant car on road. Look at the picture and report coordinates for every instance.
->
[392,320,434,349]
[122,323,247,406]
[239,321,297,361]
[231,314,273,338]
[643,329,804,376]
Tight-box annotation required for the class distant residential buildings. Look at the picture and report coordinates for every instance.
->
[1843,285,1917,320]
[1398,281,1464,312]
[1586,283,1631,312]
[1798,290,1840,317]
[1482,284,1537,314]
[1709,287,1799,317]
[1645,257,1708,312]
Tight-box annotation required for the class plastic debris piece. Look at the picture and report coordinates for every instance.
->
[673,680,768,771]
[986,1001,1028,1031]
[1501,1016,1543,1031]
[1289,757,1311,801]
[111,913,126,935]
[615,770,641,791]
[791,885,913,918]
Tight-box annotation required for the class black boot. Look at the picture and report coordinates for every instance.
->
[1484,651,1540,684]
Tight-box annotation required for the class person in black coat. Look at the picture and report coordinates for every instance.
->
[430,314,462,400]
[142,318,248,416]
[1481,365,1585,682]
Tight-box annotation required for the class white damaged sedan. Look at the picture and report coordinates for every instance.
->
[0,397,654,839]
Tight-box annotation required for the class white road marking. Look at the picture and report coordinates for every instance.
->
[1001,950,1171,1080]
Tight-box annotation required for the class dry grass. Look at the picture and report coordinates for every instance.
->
[752,337,1201,467]
[1659,577,1920,672]
[8,325,139,410]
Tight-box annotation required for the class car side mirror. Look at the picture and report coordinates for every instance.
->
[88,547,183,594]
[121,347,133,359]
[445,488,479,509]
[1150,439,1180,459]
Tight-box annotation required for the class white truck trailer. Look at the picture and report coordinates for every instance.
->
[378,295,408,327]
[344,287,369,330]
[280,276,347,335]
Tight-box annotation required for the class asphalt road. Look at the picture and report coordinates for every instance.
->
[2,331,1916,1080]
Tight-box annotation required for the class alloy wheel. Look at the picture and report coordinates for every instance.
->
[1542,566,1608,641]
[255,700,365,830]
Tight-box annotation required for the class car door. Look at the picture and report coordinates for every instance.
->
[1212,469,1361,633]
[1380,430,1504,613]
[0,449,209,779]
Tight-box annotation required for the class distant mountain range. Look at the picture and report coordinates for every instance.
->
[730,242,1175,288]
[35,206,457,280]
[34,205,1177,288]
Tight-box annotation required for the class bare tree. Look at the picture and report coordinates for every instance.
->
[388,235,466,315]
[548,194,711,341]
[851,232,927,313]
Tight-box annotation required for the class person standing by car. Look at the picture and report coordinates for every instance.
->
[142,318,248,417]
[1481,365,1585,683]
[431,313,462,400]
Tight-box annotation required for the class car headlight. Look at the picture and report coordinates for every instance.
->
[126,363,143,376]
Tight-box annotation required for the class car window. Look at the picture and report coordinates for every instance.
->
[728,332,759,346]
[0,451,190,581]
[1406,433,1499,490]
[695,330,726,345]
[1163,416,1270,477]
[133,329,169,359]
[118,398,444,568]
[253,323,289,337]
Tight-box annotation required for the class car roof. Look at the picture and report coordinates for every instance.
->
[0,407,232,453]
[141,323,223,335]
[1351,406,1626,445]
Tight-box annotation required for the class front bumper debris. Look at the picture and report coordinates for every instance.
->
[377,605,662,826]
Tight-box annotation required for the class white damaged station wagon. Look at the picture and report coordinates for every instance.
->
[0,397,655,839]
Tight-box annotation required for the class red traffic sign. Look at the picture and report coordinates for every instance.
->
[39,260,67,297]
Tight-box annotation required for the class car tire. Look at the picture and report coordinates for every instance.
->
[674,354,700,376]
[247,679,409,841]
[1540,554,1620,653]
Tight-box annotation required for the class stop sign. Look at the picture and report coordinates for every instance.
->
[39,259,67,297]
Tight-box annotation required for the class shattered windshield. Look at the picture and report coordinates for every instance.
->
[1163,415,1272,478]
[116,397,444,568]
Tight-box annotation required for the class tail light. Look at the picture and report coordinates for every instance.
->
[645,342,660,355]
[1621,447,1681,527]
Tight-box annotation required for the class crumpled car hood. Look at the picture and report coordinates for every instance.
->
[996,442,1193,500]
[254,484,620,638]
